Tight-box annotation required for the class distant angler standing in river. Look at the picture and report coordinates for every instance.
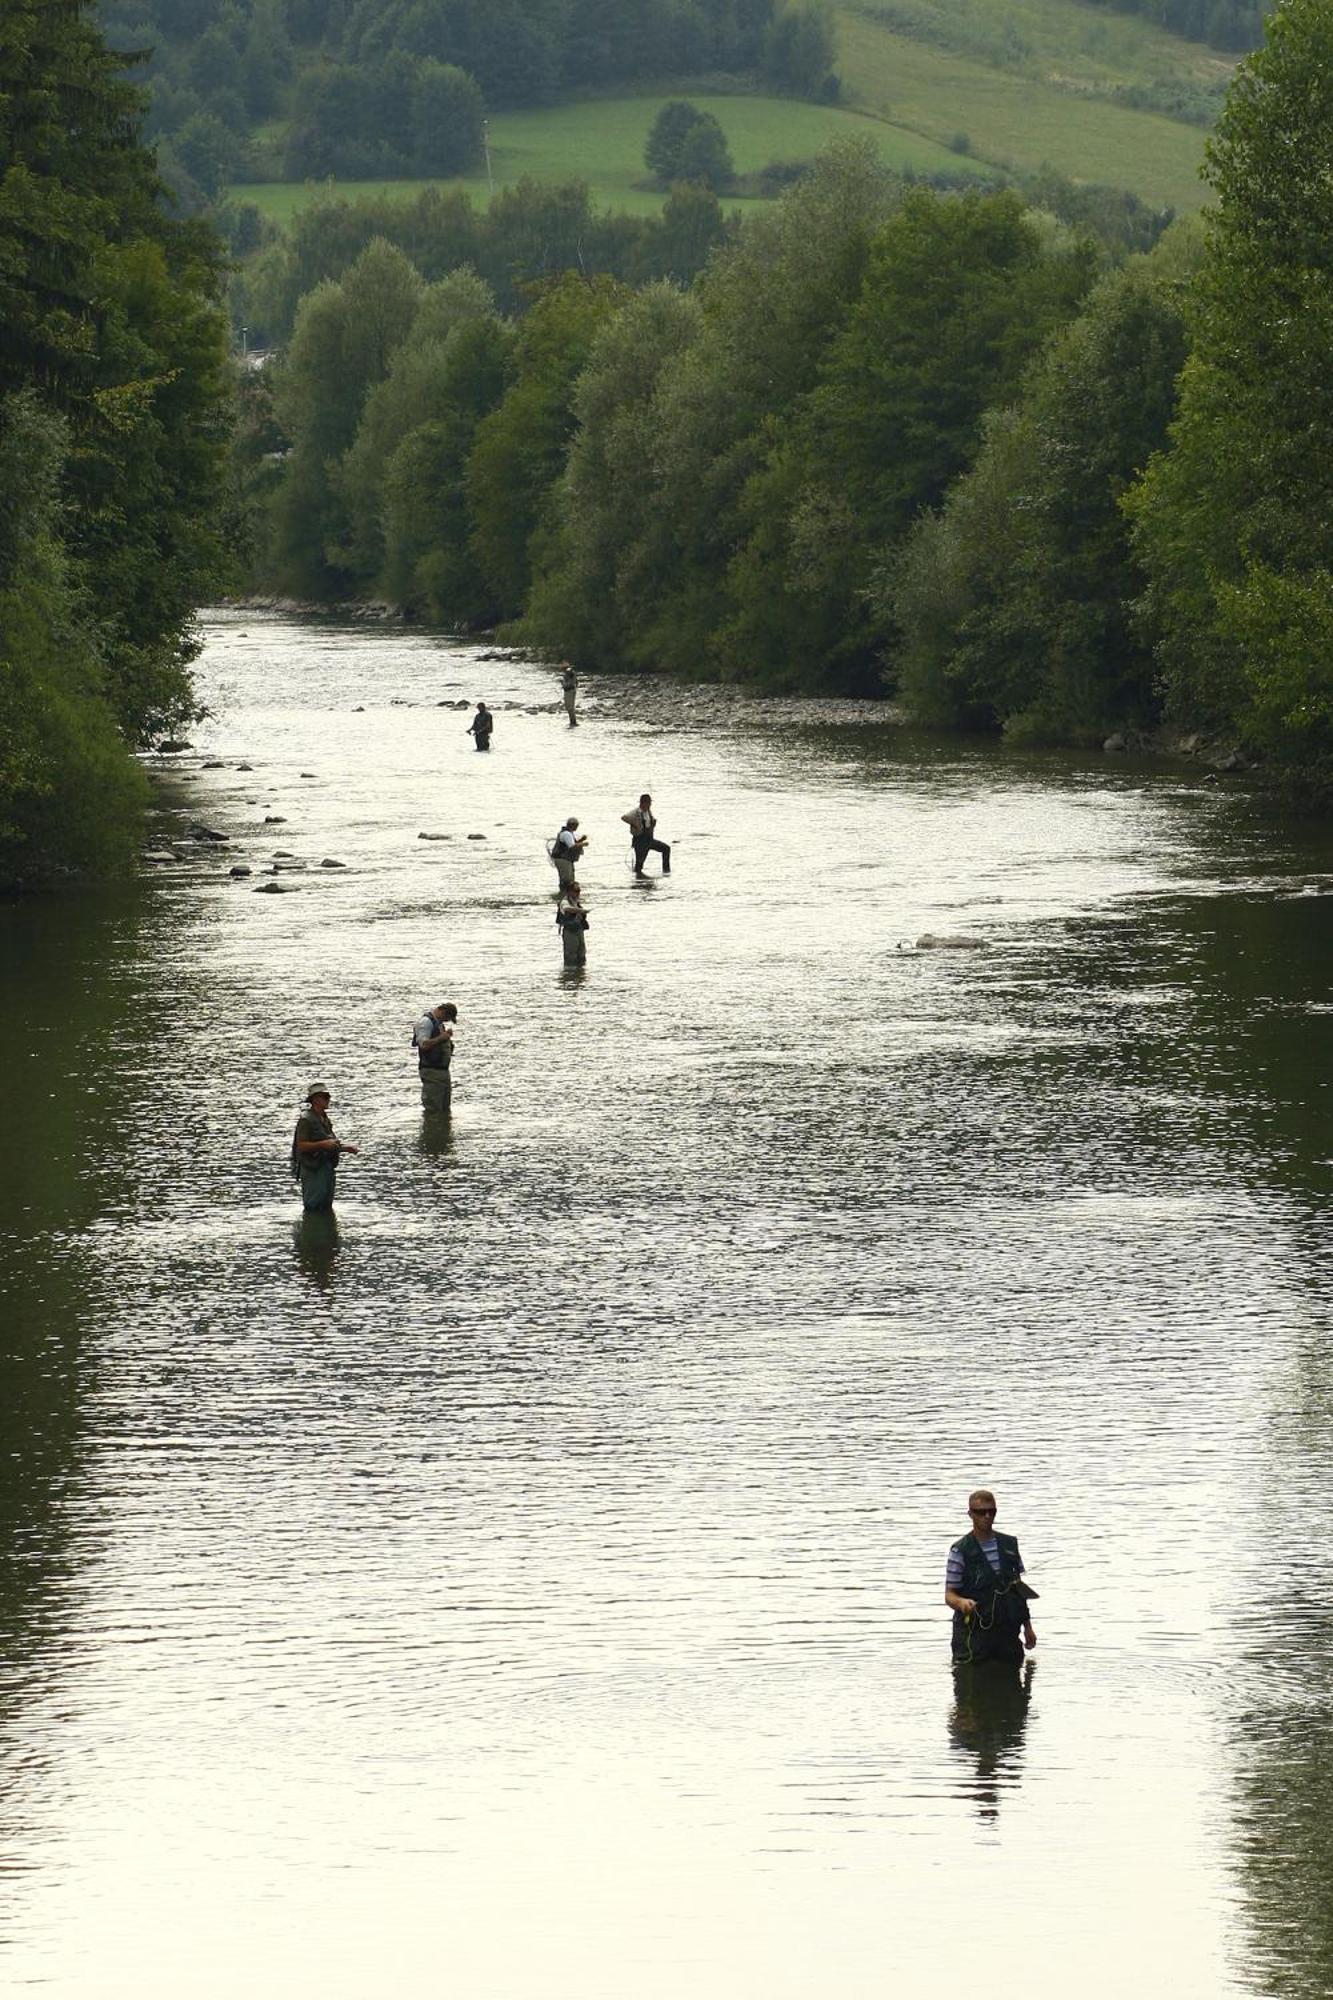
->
[469,702,493,751]
[560,663,578,727]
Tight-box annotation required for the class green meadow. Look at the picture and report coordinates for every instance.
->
[235,0,1226,227]
[238,94,984,225]
[835,8,1211,209]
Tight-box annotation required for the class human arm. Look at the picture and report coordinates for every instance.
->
[945,1588,977,1615]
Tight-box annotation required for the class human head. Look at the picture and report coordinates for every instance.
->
[967,1489,997,1526]
[639,793,651,807]
[440,1003,458,1023]
[306,1085,331,1107]
[567,880,582,898]
[476,700,488,710]
[565,816,579,830]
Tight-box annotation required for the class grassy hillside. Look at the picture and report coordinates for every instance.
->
[233,0,1229,225]
[837,10,1211,208]
[239,93,986,224]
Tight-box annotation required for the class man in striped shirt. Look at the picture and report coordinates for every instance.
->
[944,1489,1037,1663]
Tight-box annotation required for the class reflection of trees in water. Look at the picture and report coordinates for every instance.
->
[0,895,149,1862]
[1234,1697,1333,1999]
[1231,1319,1333,1999]
[948,1661,1034,1823]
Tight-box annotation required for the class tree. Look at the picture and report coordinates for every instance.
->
[675,116,733,193]
[644,100,709,183]
[717,188,1096,691]
[887,226,1199,737]
[761,2,837,98]
[521,282,704,662]
[0,0,233,879]
[465,274,622,617]
[410,61,485,174]
[1127,0,1333,781]
[269,238,422,594]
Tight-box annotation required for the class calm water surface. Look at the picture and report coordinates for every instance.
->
[3,611,1333,1997]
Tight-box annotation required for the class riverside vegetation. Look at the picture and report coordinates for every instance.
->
[239,0,1333,797]
[0,0,233,890]
[5,0,1333,891]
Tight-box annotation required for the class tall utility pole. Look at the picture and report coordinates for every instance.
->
[482,118,494,196]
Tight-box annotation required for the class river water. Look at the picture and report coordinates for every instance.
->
[4,610,1333,1998]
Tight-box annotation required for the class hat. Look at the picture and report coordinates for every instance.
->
[306,1083,331,1102]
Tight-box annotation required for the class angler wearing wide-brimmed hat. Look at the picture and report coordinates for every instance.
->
[290,1084,358,1211]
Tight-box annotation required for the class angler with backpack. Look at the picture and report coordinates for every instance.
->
[549,816,587,888]
[413,1001,458,1114]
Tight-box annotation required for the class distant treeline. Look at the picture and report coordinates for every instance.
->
[95,0,839,205]
[1,0,234,890]
[244,0,1333,797]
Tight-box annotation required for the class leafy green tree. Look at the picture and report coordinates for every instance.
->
[644,100,708,183]
[381,316,516,622]
[1127,0,1333,780]
[888,226,1199,736]
[761,2,837,98]
[611,139,899,678]
[0,0,232,878]
[718,188,1096,690]
[410,61,485,174]
[521,282,704,662]
[269,238,423,594]
[465,274,622,617]
[0,396,148,887]
[675,116,733,193]
[337,268,500,583]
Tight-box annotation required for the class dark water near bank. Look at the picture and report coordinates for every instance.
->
[4,611,1333,1997]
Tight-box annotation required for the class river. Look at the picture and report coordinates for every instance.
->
[3,610,1333,1998]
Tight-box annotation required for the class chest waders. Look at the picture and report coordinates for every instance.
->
[951,1531,1027,1665]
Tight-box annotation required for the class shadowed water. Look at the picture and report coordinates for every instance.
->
[3,610,1332,1997]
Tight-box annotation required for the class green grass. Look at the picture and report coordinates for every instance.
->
[235,0,1230,229]
[237,93,986,225]
[835,3,1218,209]
[843,0,1234,89]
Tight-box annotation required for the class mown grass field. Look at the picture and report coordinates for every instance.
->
[835,7,1212,209]
[238,93,985,224]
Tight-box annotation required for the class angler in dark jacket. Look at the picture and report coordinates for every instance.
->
[944,1489,1037,1664]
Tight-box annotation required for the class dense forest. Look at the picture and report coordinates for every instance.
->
[242,0,1333,797]
[95,0,839,203]
[0,0,233,889]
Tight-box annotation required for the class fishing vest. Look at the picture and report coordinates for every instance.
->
[293,1109,335,1175]
[416,1017,449,1068]
[950,1531,1026,1662]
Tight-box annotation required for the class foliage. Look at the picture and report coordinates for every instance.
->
[0,0,233,885]
[717,187,1097,691]
[761,2,839,97]
[1127,0,1333,779]
[886,225,1198,735]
